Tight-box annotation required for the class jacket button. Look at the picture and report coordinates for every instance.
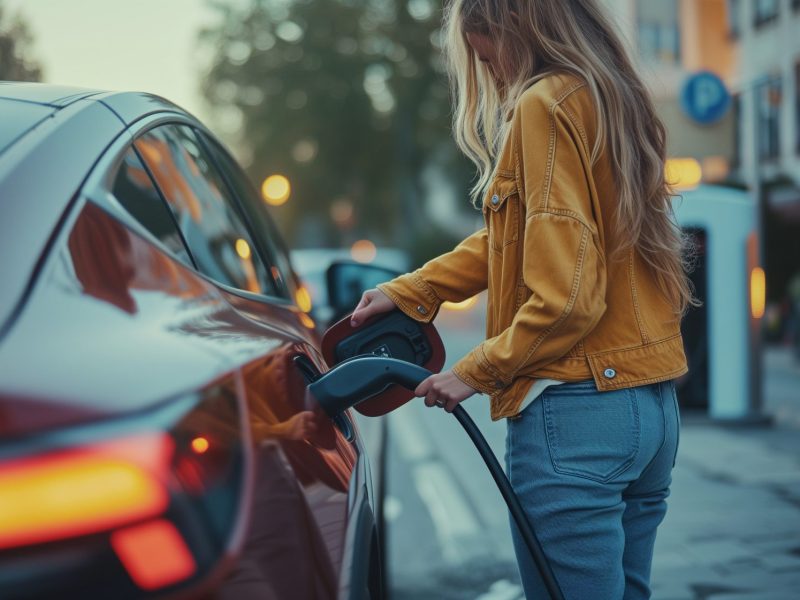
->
[603,368,616,379]
[494,380,504,389]
[491,194,500,205]
[416,305,428,315]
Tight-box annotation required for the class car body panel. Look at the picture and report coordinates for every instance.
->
[0,98,126,337]
[1,200,248,435]
[0,85,384,598]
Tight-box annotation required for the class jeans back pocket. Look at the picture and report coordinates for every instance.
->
[543,385,640,483]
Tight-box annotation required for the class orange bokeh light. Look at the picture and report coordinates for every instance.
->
[750,267,766,319]
[261,175,291,206]
[190,437,210,454]
[351,239,377,263]
[299,312,316,329]
[443,296,479,311]
[295,285,313,312]
[665,158,702,190]
[235,238,251,260]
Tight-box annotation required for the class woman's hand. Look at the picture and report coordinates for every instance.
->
[350,288,397,327]
[415,370,478,413]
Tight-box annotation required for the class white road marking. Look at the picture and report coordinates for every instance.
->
[475,579,525,600]
[391,407,435,462]
[412,461,481,564]
[391,405,488,565]
[383,495,403,522]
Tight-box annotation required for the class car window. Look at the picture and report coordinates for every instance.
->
[111,146,193,267]
[199,132,297,301]
[134,124,277,296]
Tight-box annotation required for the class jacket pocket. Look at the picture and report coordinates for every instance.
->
[483,175,520,252]
[543,384,640,483]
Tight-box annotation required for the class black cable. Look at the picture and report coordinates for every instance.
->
[452,404,566,600]
[309,355,565,598]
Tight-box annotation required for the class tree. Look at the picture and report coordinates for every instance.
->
[198,0,474,256]
[0,2,43,82]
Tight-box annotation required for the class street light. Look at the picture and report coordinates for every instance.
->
[261,175,291,206]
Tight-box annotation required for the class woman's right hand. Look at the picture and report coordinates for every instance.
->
[350,288,397,327]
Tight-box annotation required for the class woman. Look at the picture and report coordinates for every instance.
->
[350,0,696,598]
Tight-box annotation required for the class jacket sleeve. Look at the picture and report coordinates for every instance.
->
[451,92,607,394]
[376,227,488,323]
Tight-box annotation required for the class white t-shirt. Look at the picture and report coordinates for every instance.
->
[517,378,565,413]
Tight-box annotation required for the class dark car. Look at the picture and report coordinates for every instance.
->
[0,82,388,599]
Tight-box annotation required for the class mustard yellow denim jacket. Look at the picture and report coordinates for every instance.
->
[377,73,688,420]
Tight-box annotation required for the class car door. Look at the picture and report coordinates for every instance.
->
[195,131,388,598]
[124,120,383,599]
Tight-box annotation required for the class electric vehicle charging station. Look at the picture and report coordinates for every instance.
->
[671,184,765,421]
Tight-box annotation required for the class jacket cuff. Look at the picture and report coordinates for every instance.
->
[451,345,509,395]
[376,271,441,323]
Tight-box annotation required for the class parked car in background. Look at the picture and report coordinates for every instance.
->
[0,82,388,599]
[290,248,410,327]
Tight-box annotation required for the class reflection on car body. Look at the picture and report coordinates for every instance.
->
[0,83,385,599]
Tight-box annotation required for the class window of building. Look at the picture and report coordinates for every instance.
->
[731,93,742,168]
[792,0,800,12]
[755,75,782,161]
[135,124,279,297]
[753,0,780,27]
[637,0,681,65]
[727,0,741,37]
[111,146,193,267]
[795,61,800,154]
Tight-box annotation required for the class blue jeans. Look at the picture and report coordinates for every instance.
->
[505,378,680,600]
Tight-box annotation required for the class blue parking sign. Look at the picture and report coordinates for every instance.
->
[680,71,731,125]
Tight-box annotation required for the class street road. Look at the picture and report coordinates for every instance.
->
[384,300,800,599]
[385,295,527,599]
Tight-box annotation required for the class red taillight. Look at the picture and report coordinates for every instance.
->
[0,433,173,550]
[111,519,196,590]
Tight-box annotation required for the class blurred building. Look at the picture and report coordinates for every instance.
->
[727,0,800,305]
[728,0,800,192]
[604,0,800,304]
[602,0,738,180]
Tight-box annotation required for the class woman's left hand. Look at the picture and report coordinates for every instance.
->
[415,370,478,412]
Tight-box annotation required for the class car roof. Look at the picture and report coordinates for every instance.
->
[0,81,195,129]
[0,97,55,156]
[0,82,200,337]
[0,81,104,106]
[0,81,108,157]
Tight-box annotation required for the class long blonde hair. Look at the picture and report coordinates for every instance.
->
[442,0,699,317]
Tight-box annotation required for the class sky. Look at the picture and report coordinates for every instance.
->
[5,0,221,123]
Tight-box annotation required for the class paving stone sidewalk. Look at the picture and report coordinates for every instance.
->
[651,347,800,599]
